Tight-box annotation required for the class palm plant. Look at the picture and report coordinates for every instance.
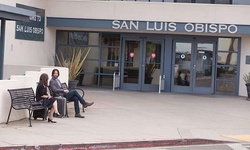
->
[243,72,250,100]
[145,63,156,78]
[145,43,156,78]
[243,72,250,84]
[55,47,91,81]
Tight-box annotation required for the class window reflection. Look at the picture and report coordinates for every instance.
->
[145,41,161,85]
[101,47,119,62]
[57,31,68,44]
[218,38,238,51]
[217,52,237,65]
[82,74,97,86]
[68,32,88,45]
[216,37,238,94]
[196,0,211,3]
[98,34,120,86]
[88,33,99,45]
[56,31,121,87]
[195,43,213,87]
[216,81,235,94]
[217,66,236,79]
[174,42,191,86]
[83,60,99,74]
[215,0,231,4]
[56,31,88,45]
[175,0,192,3]
[124,41,140,84]
[174,0,232,4]
[124,41,140,67]
[98,75,114,87]
[84,46,99,60]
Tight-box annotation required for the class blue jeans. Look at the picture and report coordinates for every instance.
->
[65,90,86,114]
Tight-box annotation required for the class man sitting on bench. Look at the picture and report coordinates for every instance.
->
[49,69,94,118]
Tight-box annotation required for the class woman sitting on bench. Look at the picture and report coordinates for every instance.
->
[36,73,62,123]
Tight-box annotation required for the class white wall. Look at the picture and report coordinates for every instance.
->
[0,0,56,66]
[0,66,68,124]
[239,36,250,97]
[4,64,43,79]
[46,0,250,25]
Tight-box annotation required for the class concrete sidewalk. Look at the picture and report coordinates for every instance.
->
[1,88,250,149]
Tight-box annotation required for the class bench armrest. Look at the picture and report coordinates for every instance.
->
[70,88,85,97]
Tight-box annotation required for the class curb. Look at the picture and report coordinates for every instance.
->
[0,138,236,150]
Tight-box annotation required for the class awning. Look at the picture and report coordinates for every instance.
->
[0,4,35,21]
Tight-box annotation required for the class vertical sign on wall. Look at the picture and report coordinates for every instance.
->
[15,4,45,41]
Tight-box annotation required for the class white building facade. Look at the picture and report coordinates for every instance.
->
[1,0,250,96]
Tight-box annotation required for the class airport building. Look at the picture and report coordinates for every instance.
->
[1,0,250,96]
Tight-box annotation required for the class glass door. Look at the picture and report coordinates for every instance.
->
[121,39,142,90]
[142,40,164,91]
[121,38,164,91]
[172,39,216,94]
[172,41,193,93]
[193,42,215,94]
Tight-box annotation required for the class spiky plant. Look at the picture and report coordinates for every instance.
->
[145,63,156,78]
[243,72,250,84]
[55,47,91,81]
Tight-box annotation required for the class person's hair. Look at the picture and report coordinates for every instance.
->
[39,73,49,86]
[51,69,60,77]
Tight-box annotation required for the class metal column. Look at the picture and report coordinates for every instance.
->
[0,19,6,79]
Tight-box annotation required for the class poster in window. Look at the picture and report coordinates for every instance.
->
[69,32,88,45]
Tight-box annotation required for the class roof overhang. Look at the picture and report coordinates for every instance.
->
[0,4,35,22]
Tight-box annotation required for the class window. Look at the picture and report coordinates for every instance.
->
[214,0,232,4]
[216,37,239,94]
[195,0,211,3]
[174,0,232,3]
[174,0,192,2]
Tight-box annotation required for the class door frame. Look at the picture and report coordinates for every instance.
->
[171,36,217,94]
[121,37,143,91]
[142,38,165,91]
[120,36,165,91]
[193,39,216,94]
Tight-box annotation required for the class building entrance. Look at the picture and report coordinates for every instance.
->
[172,37,216,94]
[55,31,239,95]
[120,37,164,91]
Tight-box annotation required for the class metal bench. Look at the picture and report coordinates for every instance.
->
[48,83,84,117]
[6,88,47,127]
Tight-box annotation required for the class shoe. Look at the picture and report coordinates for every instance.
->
[75,113,85,118]
[53,112,63,118]
[83,102,94,108]
[48,118,57,123]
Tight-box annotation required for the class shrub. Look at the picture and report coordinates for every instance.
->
[55,47,91,81]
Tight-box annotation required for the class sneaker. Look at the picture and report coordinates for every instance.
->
[83,102,94,108]
[75,113,85,118]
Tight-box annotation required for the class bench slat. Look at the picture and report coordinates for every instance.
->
[7,87,47,127]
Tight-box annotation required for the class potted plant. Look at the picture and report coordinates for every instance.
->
[145,63,156,84]
[55,47,91,88]
[144,42,157,84]
[243,72,250,100]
